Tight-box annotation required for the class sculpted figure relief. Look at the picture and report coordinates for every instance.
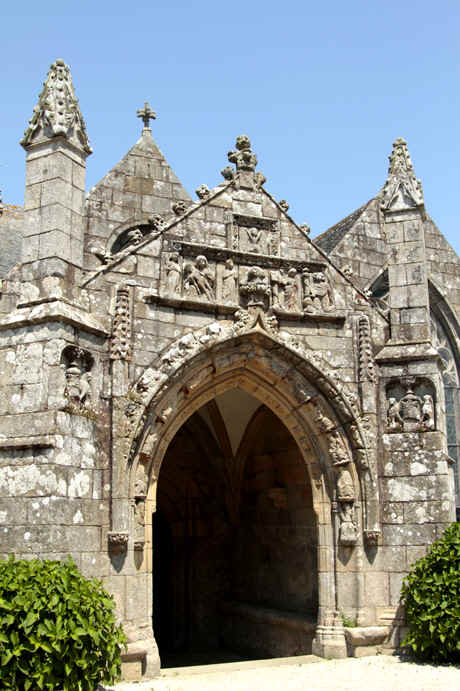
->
[386,381,436,433]
[302,268,334,313]
[183,255,215,301]
[166,252,181,295]
[338,502,358,546]
[240,266,271,309]
[246,226,264,253]
[222,258,237,303]
[284,268,299,311]
[421,394,435,430]
[61,346,94,416]
[387,397,403,430]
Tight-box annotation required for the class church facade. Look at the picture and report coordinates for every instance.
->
[0,59,459,680]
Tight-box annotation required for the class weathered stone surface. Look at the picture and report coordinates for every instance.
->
[0,62,458,684]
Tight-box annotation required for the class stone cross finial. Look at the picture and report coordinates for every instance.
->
[137,102,156,130]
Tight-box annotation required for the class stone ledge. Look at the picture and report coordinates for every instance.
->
[0,435,55,449]
[145,294,346,323]
[344,626,391,657]
[0,300,109,337]
[375,340,439,363]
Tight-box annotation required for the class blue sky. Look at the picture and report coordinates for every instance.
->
[1,1,459,253]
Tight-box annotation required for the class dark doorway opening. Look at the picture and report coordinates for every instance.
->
[153,391,318,668]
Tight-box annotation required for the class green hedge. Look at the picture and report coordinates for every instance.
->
[401,521,460,663]
[0,556,126,690]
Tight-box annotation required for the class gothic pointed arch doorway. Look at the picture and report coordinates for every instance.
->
[153,387,318,665]
[119,330,377,673]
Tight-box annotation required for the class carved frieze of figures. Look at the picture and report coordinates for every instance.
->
[302,268,334,313]
[111,284,131,360]
[357,315,376,382]
[61,346,95,417]
[386,377,436,433]
[183,255,215,301]
[240,266,271,309]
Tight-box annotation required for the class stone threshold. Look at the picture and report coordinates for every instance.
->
[161,654,323,678]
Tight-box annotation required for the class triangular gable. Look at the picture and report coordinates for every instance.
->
[85,129,192,251]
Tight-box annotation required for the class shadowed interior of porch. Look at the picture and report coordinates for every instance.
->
[153,388,318,667]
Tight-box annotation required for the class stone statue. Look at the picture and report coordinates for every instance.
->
[183,255,215,300]
[166,252,181,295]
[78,372,92,407]
[240,266,271,309]
[421,394,435,430]
[302,269,334,313]
[270,269,285,308]
[246,226,263,253]
[222,258,237,302]
[62,346,94,414]
[336,467,355,502]
[328,431,350,467]
[338,502,358,546]
[284,268,299,311]
[387,397,403,430]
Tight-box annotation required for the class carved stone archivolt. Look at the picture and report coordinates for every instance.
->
[386,377,436,433]
[61,346,95,417]
[111,322,380,556]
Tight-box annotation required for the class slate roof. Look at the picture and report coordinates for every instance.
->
[313,198,374,254]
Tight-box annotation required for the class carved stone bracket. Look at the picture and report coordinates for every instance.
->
[108,531,129,554]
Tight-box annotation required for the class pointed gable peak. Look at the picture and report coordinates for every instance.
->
[380,137,424,211]
[21,58,92,155]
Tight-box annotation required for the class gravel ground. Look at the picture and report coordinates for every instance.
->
[105,655,460,691]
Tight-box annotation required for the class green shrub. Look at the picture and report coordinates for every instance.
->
[0,556,126,690]
[400,521,460,663]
